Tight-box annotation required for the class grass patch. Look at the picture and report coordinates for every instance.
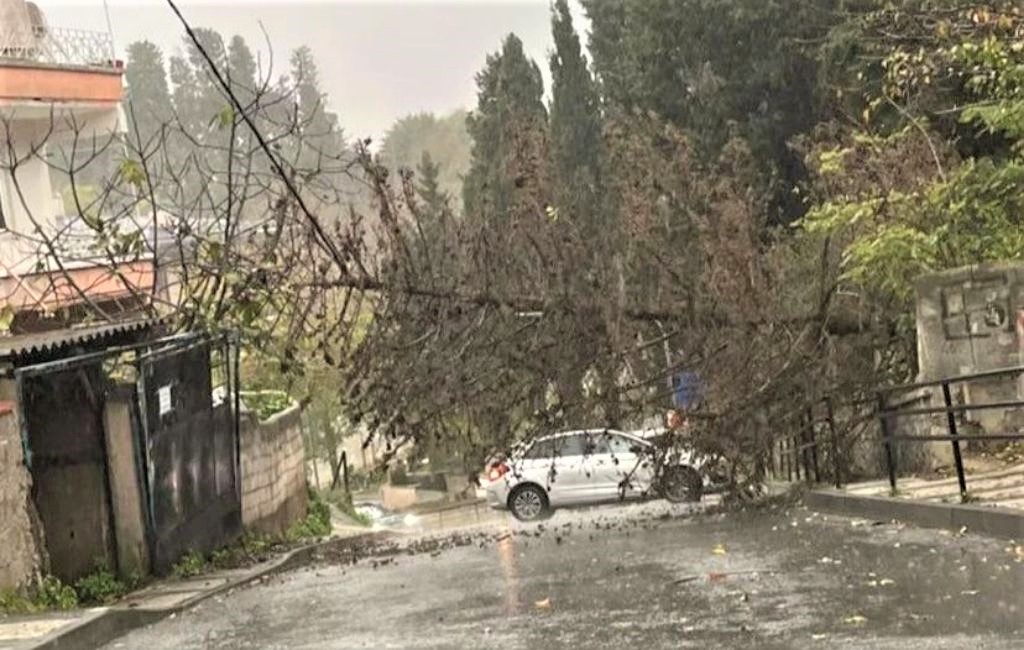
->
[241,390,293,421]
[3,486,339,614]
[209,533,278,570]
[323,488,372,527]
[171,550,207,579]
[1,575,80,615]
[286,489,333,540]
[74,563,134,605]
[172,487,334,580]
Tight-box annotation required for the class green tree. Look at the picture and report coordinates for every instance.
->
[168,54,199,132]
[291,46,345,163]
[462,33,549,223]
[415,151,447,215]
[582,0,839,223]
[548,0,604,228]
[227,35,259,108]
[379,110,471,205]
[184,27,230,135]
[125,41,173,146]
[803,3,1024,303]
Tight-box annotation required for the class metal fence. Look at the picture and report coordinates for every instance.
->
[0,25,116,68]
[876,365,1024,503]
[772,399,845,488]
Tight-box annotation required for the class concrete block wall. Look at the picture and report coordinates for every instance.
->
[913,262,1024,467]
[0,405,44,589]
[240,403,308,536]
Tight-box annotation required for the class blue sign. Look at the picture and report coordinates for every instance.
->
[672,371,702,409]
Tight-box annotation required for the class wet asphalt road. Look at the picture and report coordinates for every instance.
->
[101,501,1024,649]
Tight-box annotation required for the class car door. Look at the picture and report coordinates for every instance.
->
[560,431,614,502]
[543,433,588,506]
[597,433,656,499]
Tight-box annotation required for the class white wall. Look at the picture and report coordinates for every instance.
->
[0,105,124,275]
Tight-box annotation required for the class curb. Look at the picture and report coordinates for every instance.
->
[410,498,487,515]
[29,532,386,650]
[806,489,1024,540]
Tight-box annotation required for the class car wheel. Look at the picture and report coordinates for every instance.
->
[661,465,703,503]
[508,484,550,521]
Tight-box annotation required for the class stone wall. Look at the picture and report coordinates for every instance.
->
[240,404,308,536]
[0,404,44,589]
[913,262,1024,467]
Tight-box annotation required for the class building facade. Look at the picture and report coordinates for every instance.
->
[0,0,153,333]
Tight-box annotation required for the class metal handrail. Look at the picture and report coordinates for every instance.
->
[881,400,1024,417]
[877,364,1024,395]
[876,366,1024,502]
[0,25,116,69]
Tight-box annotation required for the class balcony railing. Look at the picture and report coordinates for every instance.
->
[0,25,116,69]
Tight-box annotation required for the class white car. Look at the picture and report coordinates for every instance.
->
[484,429,707,521]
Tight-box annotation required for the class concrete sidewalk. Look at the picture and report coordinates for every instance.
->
[0,532,383,650]
[807,461,1024,540]
[840,461,1024,508]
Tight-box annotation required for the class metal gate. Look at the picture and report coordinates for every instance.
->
[18,362,116,581]
[136,335,241,573]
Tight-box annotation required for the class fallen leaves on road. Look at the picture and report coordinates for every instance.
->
[712,544,727,555]
[843,614,867,625]
[534,597,552,610]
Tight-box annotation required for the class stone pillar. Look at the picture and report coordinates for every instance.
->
[0,379,45,589]
[103,387,150,577]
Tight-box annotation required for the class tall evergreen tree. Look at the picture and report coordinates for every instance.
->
[416,151,447,215]
[168,54,200,132]
[184,28,230,135]
[227,35,259,108]
[380,110,471,205]
[462,33,549,223]
[290,47,343,155]
[549,0,604,229]
[125,41,173,146]
[582,0,840,224]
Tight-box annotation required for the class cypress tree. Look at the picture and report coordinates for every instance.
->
[462,33,548,223]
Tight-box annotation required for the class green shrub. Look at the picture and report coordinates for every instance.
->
[74,564,127,605]
[242,391,293,421]
[36,576,78,610]
[286,489,332,540]
[324,489,371,527]
[171,550,207,578]
[208,534,274,570]
[208,548,237,570]
[0,589,38,614]
[241,533,274,556]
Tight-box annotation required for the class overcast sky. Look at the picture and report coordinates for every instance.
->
[48,0,589,144]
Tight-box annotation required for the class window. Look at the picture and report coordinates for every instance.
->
[524,438,555,460]
[525,434,595,459]
[550,434,585,457]
[608,435,639,456]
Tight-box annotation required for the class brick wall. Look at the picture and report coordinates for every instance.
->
[0,406,44,589]
[240,404,308,536]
